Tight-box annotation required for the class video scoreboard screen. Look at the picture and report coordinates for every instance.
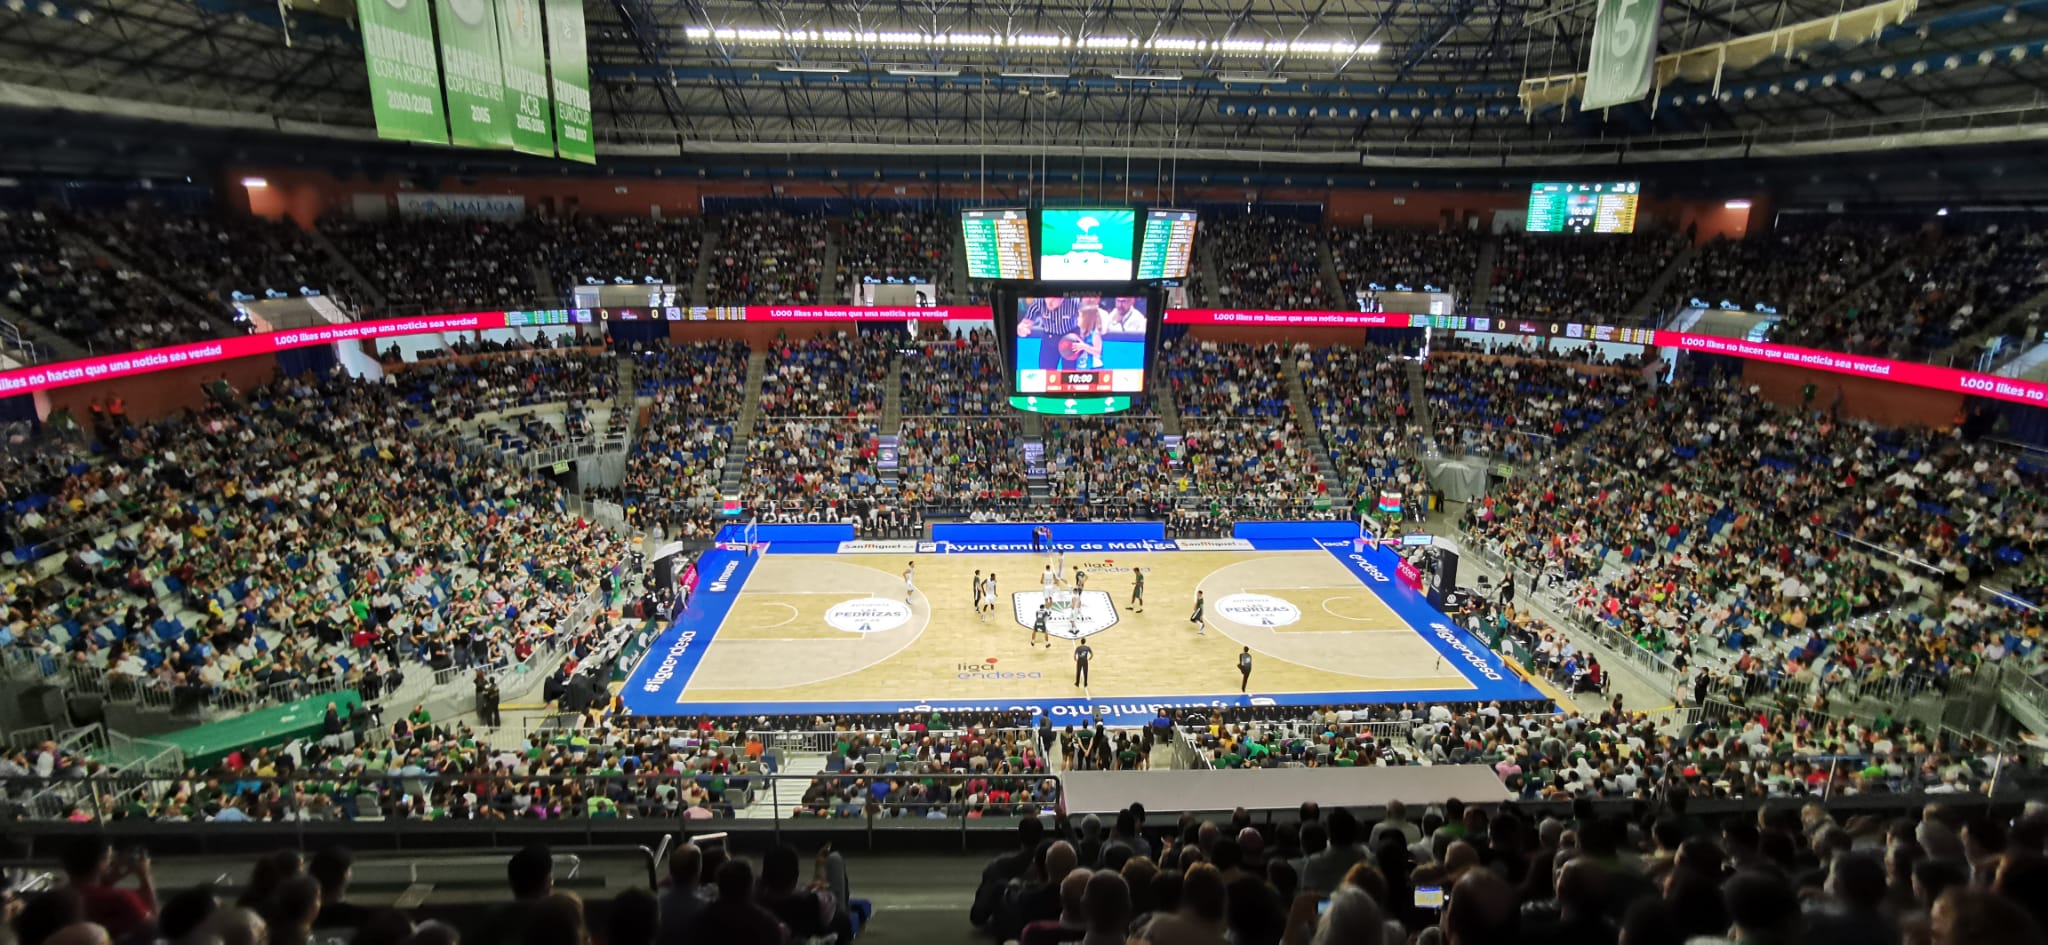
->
[1014,295,1151,394]
[1417,314,1656,343]
[1526,181,1641,234]
[961,208,1034,279]
[1136,209,1198,280]
[1039,209,1137,280]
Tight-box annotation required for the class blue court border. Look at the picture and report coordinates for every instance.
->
[619,524,1542,725]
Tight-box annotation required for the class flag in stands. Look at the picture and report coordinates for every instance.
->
[1377,490,1404,516]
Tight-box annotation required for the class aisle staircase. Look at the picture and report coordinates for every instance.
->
[1155,380,1185,438]
[821,221,843,303]
[1625,241,1700,324]
[1021,413,1050,505]
[606,355,638,453]
[950,225,974,301]
[1196,238,1223,306]
[64,230,235,338]
[1281,358,1338,496]
[881,352,905,430]
[1948,283,2048,372]
[307,226,387,311]
[1467,238,1498,314]
[735,751,827,820]
[1316,232,1347,303]
[0,301,85,362]
[690,230,720,306]
[1405,360,1434,448]
[716,347,770,495]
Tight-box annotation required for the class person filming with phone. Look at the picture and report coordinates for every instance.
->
[60,837,157,942]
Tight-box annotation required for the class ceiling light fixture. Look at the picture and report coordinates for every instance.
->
[680,24,1385,57]
[1218,73,1288,84]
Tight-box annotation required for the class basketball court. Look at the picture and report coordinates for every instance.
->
[622,523,1543,725]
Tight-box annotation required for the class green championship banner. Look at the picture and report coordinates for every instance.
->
[495,0,556,156]
[436,0,514,149]
[543,0,596,163]
[357,0,449,144]
[1583,0,1663,110]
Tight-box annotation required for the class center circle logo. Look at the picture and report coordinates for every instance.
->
[1214,593,1302,627]
[824,598,912,634]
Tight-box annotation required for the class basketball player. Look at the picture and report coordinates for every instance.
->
[1054,547,1065,574]
[1074,567,1088,593]
[972,569,983,613]
[982,572,998,620]
[1129,568,1145,613]
[1042,565,1058,598]
[903,561,916,605]
[1030,603,1052,648]
[1190,589,1206,636]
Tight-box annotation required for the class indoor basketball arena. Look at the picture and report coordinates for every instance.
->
[5,0,2048,943]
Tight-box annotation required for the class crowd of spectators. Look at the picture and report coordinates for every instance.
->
[1161,339,1292,418]
[8,834,871,945]
[1453,372,2048,706]
[87,210,361,319]
[1297,343,1418,500]
[538,217,703,295]
[1488,231,1685,321]
[745,418,883,504]
[973,776,2048,945]
[1783,222,2048,362]
[1,209,217,351]
[832,210,954,303]
[1176,420,1326,503]
[1042,417,1170,507]
[1424,349,1648,460]
[1823,433,2048,587]
[1330,225,1482,303]
[755,333,893,417]
[1182,692,2013,798]
[319,217,548,312]
[1197,217,1330,310]
[707,210,828,304]
[0,370,621,717]
[1677,221,1907,318]
[901,327,1002,415]
[623,341,751,535]
[893,418,1029,508]
[385,351,616,421]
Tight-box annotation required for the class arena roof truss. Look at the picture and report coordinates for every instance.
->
[1,0,2047,167]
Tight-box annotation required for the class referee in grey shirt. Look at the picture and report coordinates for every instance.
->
[1074,639,1093,687]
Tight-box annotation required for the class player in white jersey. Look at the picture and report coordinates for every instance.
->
[903,561,916,605]
[1042,565,1058,595]
[981,572,998,621]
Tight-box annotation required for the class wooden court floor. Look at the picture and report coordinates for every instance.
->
[669,549,1476,708]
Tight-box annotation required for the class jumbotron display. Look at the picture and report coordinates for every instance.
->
[1039,208,1137,280]
[1526,181,1641,234]
[960,208,1034,279]
[1014,295,1150,394]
